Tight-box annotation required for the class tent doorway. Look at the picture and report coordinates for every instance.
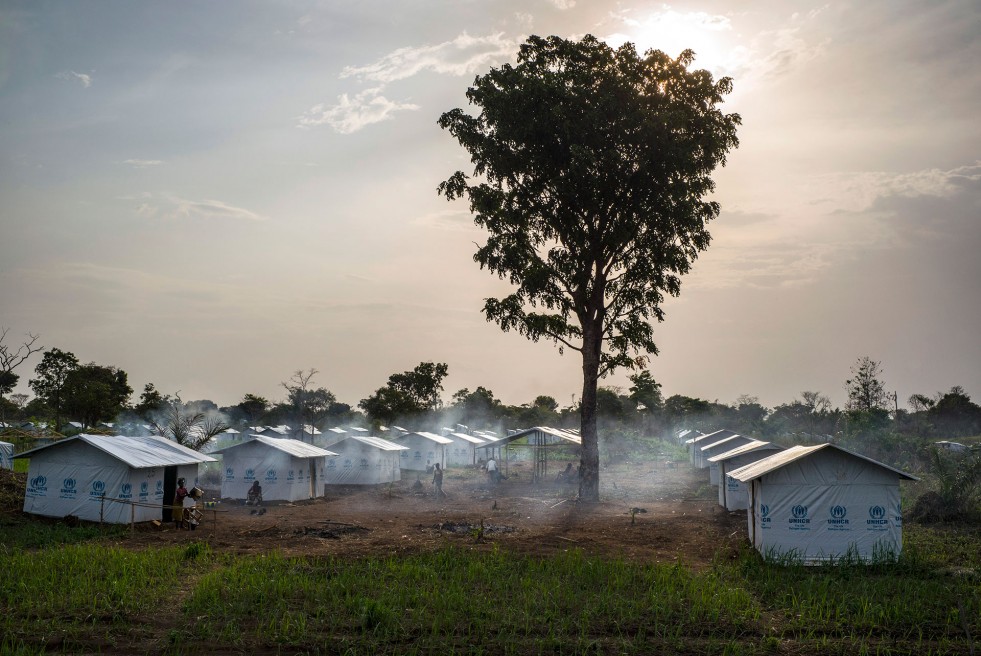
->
[309,460,318,498]
[162,466,178,522]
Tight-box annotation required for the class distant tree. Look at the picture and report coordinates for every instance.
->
[0,328,42,394]
[451,386,502,426]
[800,390,831,414]
[908,393,935,413]
[151,394,230,451]
[595,387,628,422]
[236,393,270,424]
[845,357,889,413]
[532,395,559,412]
[733,395,768,435]
[439,35,739,500]
[359,362,449,424]
[662,394,712,429]
[61,364,133,428]
[29,348,80,431]
[134,383,170,419]
[927,386,981,438]
[628,370,663,412]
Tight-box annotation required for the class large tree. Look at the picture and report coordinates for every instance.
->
[439,35,739,500]
[359,362,449,425]
[29,347,80,431]
[61,364,133,428]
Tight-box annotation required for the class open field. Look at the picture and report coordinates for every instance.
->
[1,456,979,655]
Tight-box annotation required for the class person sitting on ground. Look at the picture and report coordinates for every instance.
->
[246,480,262,506]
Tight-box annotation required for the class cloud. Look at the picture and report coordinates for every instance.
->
[340,32,516,84]
[123,159,163,168]
[55,70,93,87]
[172,197,266,222]
[297,87,419,133]
[546,0,576,9]
[411,209,482,233]
[815,162,981,213]
[125,194,266,222]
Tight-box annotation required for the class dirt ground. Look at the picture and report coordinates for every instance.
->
[97,458,748,566]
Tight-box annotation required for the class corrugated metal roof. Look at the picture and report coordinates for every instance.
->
[707,440,782,463]
[448,432,485,444]
[727,444,918,483]
[411,431,455,444]
[481,426,581,446]
[211,435,336,458]
[343,435,408,451]
[15,434,216,468]
[699,434,749,453]
[327,427,347,434]
[686,429,737,445]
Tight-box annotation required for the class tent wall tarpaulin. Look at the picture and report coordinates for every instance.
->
[730,444,917,562]
[0,441,13,469]
[394,432,453,472]
[16,434,214,524]
[698,434,754,483]
[323,436,406,485]
[445,433,485,467]
[710,441,784,510]
[213,436,336,502]
[687,430,737,467]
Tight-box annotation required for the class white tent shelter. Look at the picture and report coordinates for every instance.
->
[729,444,917,562]
[687,429,738,467]
[323,435,406,485]
[212,436,336,502]
[0,440,13,469]
[709,441,784,510]
[445,432,486,467]
[15,434,215,524]
[393,431,454,471]
[698,434,755,483]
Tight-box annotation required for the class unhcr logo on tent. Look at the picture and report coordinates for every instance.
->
[327,459,336,470]
[867,505,888,530]
[360,458,369,469]
[790,504,810,530]
[266,469,277,482]
[139,481,149,500]
[894,503,903,527]
[28,475,48,497]
[828,505,850,530]
[89,480,106,498]
[759,504,771,527]
[59,477,77,500]
[245,468,256,482]
[120,483,133,500]
[287,469,295,481]
[225,467,235,481]
[343,458,353,470]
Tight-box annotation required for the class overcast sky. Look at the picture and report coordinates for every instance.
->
[1,1,978,414]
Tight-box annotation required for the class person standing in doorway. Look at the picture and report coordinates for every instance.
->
[173,478,189,529]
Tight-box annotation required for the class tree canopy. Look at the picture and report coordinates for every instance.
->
[359,362,449,425]
[439,34,739,500]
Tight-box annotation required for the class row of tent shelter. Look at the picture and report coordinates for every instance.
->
[678,428,918,563]
[12,425,572,525]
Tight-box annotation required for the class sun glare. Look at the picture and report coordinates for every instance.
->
[606,8,735,76]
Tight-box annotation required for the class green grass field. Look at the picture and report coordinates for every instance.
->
[1,523,978,655]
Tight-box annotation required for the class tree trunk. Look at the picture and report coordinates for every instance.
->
[578,331,602,502]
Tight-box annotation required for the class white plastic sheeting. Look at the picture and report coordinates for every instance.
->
[445,433,486,467]
[730,444,917,562]
[709,441,783,510]
[17,434,214,524]
[687,430,737,466]
[394,432,453,472]
[0,441,12,469]
[697,434,753,480]
[323,436,406,485]
[213,436,336,502]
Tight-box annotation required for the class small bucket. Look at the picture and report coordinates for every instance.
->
[189,486,205,499]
